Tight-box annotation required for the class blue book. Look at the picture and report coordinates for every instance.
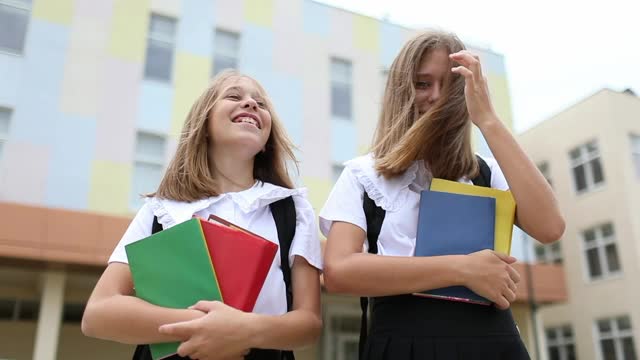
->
[413,190,496,305]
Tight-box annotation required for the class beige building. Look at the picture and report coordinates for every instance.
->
[519,88,640,360]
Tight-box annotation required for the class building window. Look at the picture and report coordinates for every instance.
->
[631,134,640,179]
[535,241,563,264]
[0,107,11,161]
[596,316,637,360]
[332,163,344,184]
[324,312,360,360]
[144,14,177,82]
[131,131,166,210]
[569,140,604,193]
[62,303,85,323]
[212,29,240,76]
[331,58,353,120]
[582,223,621,281]
[538,161,553,187]
[545,325,576,360]
[0,298,39,321]
[0,0,31,54]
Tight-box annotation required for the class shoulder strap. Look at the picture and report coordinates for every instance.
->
[471,155,492,188]
[269,196,296,312]
[359,192,386,360]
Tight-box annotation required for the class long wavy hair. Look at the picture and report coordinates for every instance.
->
[372,30,479,181]
[149,70,296,201]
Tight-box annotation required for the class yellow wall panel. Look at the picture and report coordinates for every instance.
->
[32,0,74,25]
[245,0,273,27]
[170,53,211,138]
[487,74,514,131]
[302,177,333,214]
[88,161,131,215]
[108,0,150,62]
[353,15,379,53]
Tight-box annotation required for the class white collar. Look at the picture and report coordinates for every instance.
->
[147,181,305,228]
[345,153,430,211]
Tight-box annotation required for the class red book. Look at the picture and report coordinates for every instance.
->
[199,215,278,312]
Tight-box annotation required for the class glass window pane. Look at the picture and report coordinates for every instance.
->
[634,154,640,179]
[17,300,39,321]
[331,59,351,84]
[573,164,587,191]
[213,55,237,75]
[332,164,345,183]
[584,229,596,243]
[551,241,561,252]
[144,41,174,81]
[632,134,640,153]
[567,344,576,360]
[0,299,15,319]
[561,326,573,338]
[150,14,176,40]
[131,162,164,209]
[0,4,29,53]
[605,244,621,273]
[546,328,558,341]
[601,339,616,360]
[62,303,85,323]
[602,223,614,238]
[548,346,561,360]
[591,158,604,184]
[136,133,165,161]
[586,141,599,154]
[623,337,637,360]
[598,319,612,333]
[215,30,239,56]
[587,248,602,278]
[569,148,581,161]
[535,245,547,262]
[0,108,10,133]
[331,84,352,119]
[617,316,632,331]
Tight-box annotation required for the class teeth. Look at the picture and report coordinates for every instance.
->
[234,117,259,128]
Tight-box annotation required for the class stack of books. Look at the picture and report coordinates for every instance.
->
[413,178,516,305]
[125,216,278,359]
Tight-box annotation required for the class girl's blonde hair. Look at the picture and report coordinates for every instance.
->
[373,30,479,181]
[150,69,296,201]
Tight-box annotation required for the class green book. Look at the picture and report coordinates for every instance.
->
[125,218,222,360]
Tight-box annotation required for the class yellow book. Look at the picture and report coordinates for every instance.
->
[430,178,516,254]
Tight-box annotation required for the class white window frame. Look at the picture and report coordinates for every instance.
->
[545,325,576,360]
[330,57,353,120]
[322,303,361,360]
[212,28,240,76]
[581,223,622,282]
[594,315,637,360]
[130,131,167,210]
[569,140,605,194]
[0,0,32,55]
[631,134,640,180]
[143,13,177,82]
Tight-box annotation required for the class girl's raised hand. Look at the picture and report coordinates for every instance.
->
[450,50,498,129]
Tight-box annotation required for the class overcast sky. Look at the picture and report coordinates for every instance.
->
[318,0,640,133]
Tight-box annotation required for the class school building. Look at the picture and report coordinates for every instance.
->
[519,88,640,360]
[0,0,566,359]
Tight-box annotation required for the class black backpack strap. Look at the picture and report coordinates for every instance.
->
[359,192,386,360]
[268,196,297,360]
[471,154,492,188]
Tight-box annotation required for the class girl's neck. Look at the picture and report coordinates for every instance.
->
[209,150,256,194]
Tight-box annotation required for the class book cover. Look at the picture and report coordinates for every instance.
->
[430,178,516,254]
[125,218,223,360]
[201,215,278,312]
[413,190,496,305]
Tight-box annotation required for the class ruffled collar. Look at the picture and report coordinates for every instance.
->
[146,182,306,228]
[345,153,431,211]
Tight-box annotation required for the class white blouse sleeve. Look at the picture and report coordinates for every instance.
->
[289,193,323,271]
[483,156,510,191]
[108,203,154,264]
[319,167,367,238]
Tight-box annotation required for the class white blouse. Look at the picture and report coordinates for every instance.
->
[319,153,509,256]
[109,181,322,316]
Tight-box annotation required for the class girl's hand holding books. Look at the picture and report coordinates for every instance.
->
[159,300,254,360]
[461,249,521,310]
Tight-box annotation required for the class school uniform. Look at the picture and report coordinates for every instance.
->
[320,154,530,360]
[110,181,323,359]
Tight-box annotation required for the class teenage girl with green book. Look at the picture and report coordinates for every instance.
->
[82,70,322,360]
